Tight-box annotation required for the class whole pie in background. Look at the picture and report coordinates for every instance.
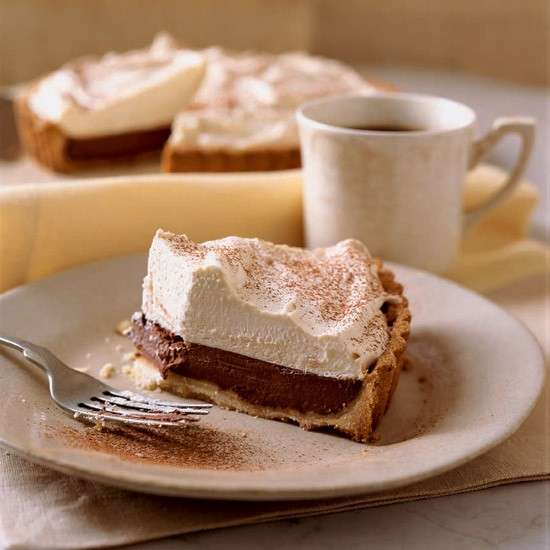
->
[16,34,392,173]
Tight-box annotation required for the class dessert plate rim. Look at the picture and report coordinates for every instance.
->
[0,254,544,501]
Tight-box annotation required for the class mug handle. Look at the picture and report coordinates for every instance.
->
[465,116,535,229]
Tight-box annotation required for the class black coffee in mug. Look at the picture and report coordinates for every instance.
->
[344,124,422,132]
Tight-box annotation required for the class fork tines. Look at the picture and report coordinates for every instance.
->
[77,390,213,427]
[107,390,212,412]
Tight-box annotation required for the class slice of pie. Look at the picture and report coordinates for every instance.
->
[16,34,205,172]
[128,230,410,442]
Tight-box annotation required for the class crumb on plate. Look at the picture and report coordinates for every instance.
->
[115,319,132,336]
[123,351,137,362]
[99,363,115,379]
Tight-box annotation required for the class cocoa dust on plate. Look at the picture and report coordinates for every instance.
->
[45,422,277,471]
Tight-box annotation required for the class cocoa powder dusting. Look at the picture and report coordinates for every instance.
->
[160,232,395,336]
[46,422,276,471]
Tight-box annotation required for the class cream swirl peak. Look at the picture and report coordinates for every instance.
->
[141,230,399,379]
[28,33,206,138]
[191,48,373,110]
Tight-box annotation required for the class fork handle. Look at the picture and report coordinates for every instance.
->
[0,335,49,373]
[0,335,27,352]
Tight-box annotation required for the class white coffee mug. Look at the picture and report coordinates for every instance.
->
[297,93,535,272]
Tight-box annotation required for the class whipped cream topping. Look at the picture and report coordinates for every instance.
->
[141,230,398,379]
[28,34,206,138]
[170,106,298,151]
[169,48,375,151]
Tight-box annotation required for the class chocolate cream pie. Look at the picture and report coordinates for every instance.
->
[128,230,410,442]
[16,34,205,172]
[18,33,393,173]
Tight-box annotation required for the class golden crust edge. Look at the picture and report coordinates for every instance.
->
[161,144,302,173]
[16,90,75,173]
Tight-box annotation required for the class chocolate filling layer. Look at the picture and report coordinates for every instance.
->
[66,126,171,160]
[130,314,362,415]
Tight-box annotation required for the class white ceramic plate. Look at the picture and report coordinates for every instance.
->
[0,256,544,501]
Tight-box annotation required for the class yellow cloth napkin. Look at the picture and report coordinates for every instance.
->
[449,164,549,291]
[0,164,548,294]
[0,171,303,293]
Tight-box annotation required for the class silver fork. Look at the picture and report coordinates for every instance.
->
[0,335,212,427]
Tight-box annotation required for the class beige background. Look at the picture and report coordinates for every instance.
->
[1,0,548,86]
